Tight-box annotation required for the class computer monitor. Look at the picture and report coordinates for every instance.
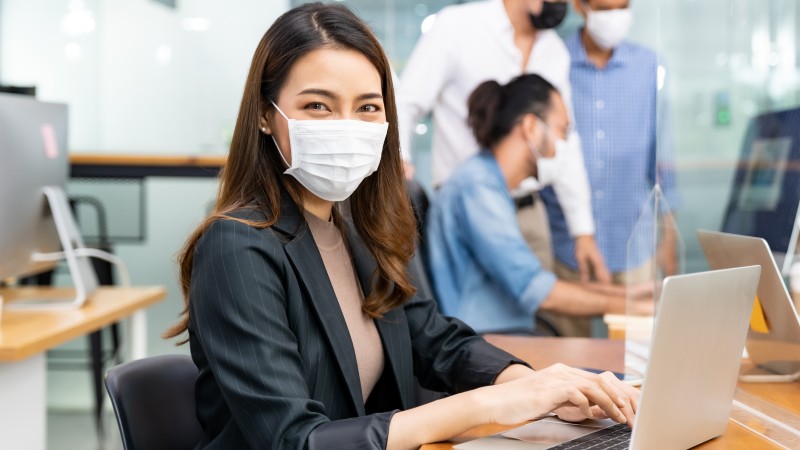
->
[721,107,800,275]
[0,93,97,308]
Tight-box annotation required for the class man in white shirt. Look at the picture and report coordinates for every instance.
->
[399,0,611,289]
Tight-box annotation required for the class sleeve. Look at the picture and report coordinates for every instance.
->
[457,183,557,314]
[396,10,456,162]
[652,60,680,213]
[551,65,596,237]
[190,219,394,450]
[403,294,531,393]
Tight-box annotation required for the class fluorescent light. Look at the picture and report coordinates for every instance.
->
[62,1,95,36]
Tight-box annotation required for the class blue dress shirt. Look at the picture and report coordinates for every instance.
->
[426,152,557,334]
[542,31,680,273]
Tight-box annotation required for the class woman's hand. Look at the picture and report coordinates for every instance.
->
[553,371,639,428]
[477,363,635,427]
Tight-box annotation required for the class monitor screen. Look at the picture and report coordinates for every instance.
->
[722,107,800,273]
[0,93,69,280]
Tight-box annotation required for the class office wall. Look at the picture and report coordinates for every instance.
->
[0,0,288,154]
[1,0,288,411]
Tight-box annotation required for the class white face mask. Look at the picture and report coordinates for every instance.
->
[270,102,389,202]
[529,121,567,186]
[585,7,633,50]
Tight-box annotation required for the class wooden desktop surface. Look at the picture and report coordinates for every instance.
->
[70,153,226,167]
[420,335,796,450]
[0,286,165,361]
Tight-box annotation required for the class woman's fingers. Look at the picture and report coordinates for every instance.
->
[575,381,627,423]
[599,372,639,427]
[564,386,594,419]
[562,367,627,410]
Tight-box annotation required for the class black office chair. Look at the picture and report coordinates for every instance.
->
[406,179,435,303]
[105,355,203,450]
[405,180,450,406]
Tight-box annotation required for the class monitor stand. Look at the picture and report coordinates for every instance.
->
[5,186,99,310]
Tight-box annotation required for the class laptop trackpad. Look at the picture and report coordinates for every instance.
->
[500,417,618,444]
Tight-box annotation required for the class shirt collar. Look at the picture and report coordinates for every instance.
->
[489,0,515,34]
[477,150,508,187]
[568,28,632,69]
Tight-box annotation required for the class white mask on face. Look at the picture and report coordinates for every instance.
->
[529,121,567,186]
[269,101,389,202]
[585,7,633,50]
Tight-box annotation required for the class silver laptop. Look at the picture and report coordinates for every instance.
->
[456,266,760,450]
[698,229,800,381]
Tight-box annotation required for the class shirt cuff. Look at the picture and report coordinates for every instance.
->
[564,208,595,237]
[519,270,558,316]
[511,177,541,197]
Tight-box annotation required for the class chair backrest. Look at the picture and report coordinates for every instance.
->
[405,179,436,303]
[105,354,203,450]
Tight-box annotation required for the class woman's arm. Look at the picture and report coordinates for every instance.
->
[386,363,633,450]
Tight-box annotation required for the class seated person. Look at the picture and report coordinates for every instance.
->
[165,4,638,449]
[427,74,643,335]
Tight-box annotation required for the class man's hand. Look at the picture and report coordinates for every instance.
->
[658,214,678,276]
[574,235,611,284]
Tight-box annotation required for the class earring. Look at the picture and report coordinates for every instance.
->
[261,127,267,134]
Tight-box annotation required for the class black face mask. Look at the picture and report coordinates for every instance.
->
[528,1,568,29]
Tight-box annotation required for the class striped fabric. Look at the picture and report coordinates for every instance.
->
[542,31,680,273]
[186,193,527,449]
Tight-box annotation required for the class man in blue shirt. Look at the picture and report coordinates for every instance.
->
[542,0,680,293]
[426,74,640,335]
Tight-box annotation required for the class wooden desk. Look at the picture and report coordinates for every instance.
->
[0,286,166,450]
[421,336,796,450]
[70,153,226,178]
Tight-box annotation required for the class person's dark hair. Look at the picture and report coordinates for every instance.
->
[467,74,558,149]
[165,2,416,342]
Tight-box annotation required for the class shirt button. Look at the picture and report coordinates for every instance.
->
[596,100,605,109]
[596,190,605,199]
[597,130,605,139]
[596,160,605,169]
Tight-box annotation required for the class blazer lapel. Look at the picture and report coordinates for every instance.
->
[278,199,366,416]
[345,223,415,410]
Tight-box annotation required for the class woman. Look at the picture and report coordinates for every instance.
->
[166,3,637,449]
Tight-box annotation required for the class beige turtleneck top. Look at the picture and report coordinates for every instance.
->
[304,211,385,402]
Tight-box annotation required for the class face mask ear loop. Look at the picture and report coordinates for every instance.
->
[271,135,292,171]
[268,101,292,170]
[535,118,559,158]
[270,100,290,121]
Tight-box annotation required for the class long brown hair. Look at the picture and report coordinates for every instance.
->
[165,2,416,342]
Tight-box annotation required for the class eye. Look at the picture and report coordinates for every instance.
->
[304,102,330,112]
[358,104,381,113]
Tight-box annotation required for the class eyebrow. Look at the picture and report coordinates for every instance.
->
[297,88,383,102]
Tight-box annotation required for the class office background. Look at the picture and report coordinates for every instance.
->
[1,0,799,415]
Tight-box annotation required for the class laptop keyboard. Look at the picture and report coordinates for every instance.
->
[547,423,631,449]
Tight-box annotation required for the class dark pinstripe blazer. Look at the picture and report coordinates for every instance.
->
[187,194,526,449]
